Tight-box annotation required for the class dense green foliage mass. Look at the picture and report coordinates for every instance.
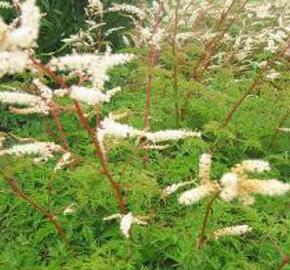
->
[0,1,290,270]
[1,48,290,269]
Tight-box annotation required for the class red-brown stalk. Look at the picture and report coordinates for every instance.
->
[143,2,164,168]
[192,0,242,78]
[221,36,290,128]
[0,170,69,246]
[269,108,290,147]
[30,57,126,214]
[171,0,181,126]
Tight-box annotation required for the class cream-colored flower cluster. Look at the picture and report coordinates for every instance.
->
[103,212,147,238]
[0,141,63,163]
[54,152,74,171]
[165,154,290,206]
[278,128,290,133]
[0,91,50,115]
[96,114,201,152]
[221,160,290,205]
[212,0,290,71]
[70,86,121,106]
[50,51,134,89]
[0,1,11,9]
[0,0,41,77]
[108,4,146,20]
[213,225,252,239]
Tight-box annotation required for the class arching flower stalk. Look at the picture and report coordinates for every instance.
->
[0,169,70,247]
[0,0,128,224]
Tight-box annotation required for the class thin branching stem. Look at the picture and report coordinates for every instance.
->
[171,0,181,126]
[195,0,249,78]
[191,0,213,32]
[48,102,70,151]
[277,257,290,270]
[30,57,126,214]
[192,0,240,78]
[221,36,290,128]
[197,191,220,249]
[143,2,164,168]
[29,57,70,151]
[269,108,290,148]
[0,169,70,247]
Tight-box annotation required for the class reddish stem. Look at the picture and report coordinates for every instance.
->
[143,2,164,168]
[197,192,220,249]
[30,57,126,214]
[277,256,289,270]
[269,109,290,148]
[171,0,181,126]
[48,102,70,151]
[191,0,213,32]
[193,0,248,78]
[0,170,69,246]
[221,36,290,128]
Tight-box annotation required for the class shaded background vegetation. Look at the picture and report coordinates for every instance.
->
[1,0,143,54]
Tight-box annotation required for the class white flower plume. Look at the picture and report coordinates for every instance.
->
[0,0,41,77]
[178,184,216,205]
[70,86,121,106]
[103,212,147,238]
[241,160,271,173]
[49,52,134,90]
[162,180,196,197]
[213,225,252,239]
[0,91,50,115]
[220,159,290,205]
[0,141,63,163]
[1,0,41,51]
[108,4,146,20]
[278,128,290,133]
[0,52,30,78]
[97,115,202,153]
[220,173,239,202]
[199,153,212,184]
[54,152,75,171]
[144,129,201,143]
